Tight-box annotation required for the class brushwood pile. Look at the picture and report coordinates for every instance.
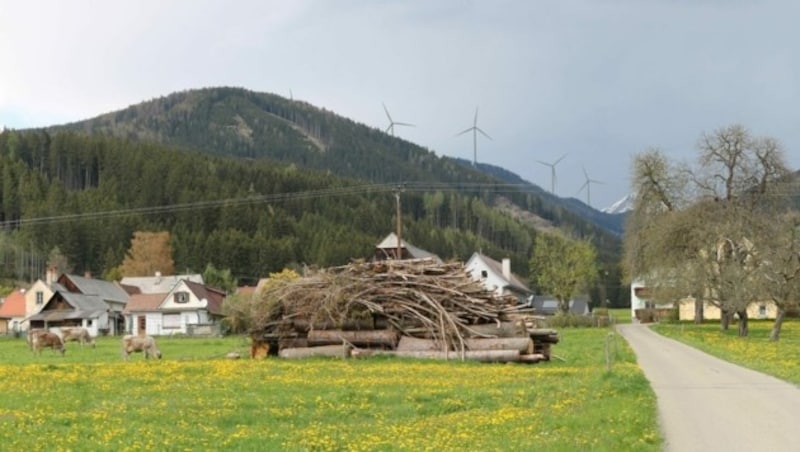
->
[247,258,559,363]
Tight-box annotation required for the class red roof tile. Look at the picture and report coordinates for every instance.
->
[123,293,167,314]
[0,288,27,318]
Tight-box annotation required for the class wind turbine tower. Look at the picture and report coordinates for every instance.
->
[577,166,604,207]
[456,107,491,166]
[383,103,414,136]
[537,153,567,194]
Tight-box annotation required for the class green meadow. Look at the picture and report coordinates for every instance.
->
[0,329,660,451]
[652,319,800,385]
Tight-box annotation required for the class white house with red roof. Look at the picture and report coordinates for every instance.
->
[123,279,225,335]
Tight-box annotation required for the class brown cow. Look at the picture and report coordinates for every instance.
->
[27,328,45,350]
[31,331,65,356]
[60,327,96,348]
[122,335,162,360]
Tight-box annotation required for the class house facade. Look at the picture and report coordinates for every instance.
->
[0,288,28,334]
[27,274,129,336]
[676,297,778,321]
[123,280,225,336]
[465,253,531,304]
[23,279,54,331]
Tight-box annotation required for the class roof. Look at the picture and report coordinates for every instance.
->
[120,273,204,294]
[123,293,167,314]
[62,274,130,303]
[27,308,104,322]
[375,233,442,262]
[183,280,225,315]
[0,288,27,318]
[468,253,531,294]
[57,291,110,312]
[529,296,590,315]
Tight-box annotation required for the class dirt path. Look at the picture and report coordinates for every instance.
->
[616,323,800,452]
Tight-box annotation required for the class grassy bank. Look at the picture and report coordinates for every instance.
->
[652,319,800,385]
[0,330,660,450]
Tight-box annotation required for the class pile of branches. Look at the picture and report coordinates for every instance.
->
[246,259,546,360]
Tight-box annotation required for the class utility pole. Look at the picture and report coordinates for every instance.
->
[394,188,402,259]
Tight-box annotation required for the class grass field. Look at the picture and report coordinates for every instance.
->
[652,319,800,385]
[0,329,660,451]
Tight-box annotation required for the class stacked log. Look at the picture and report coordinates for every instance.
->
[247,259,557,364]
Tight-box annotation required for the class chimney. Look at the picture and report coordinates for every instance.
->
[502,258,511,281]
[46,266,57,285]
[155,271,162,284]
[84,270,92,279]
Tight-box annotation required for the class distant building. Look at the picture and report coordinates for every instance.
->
[373,233,442,262]
[464,253,531,304]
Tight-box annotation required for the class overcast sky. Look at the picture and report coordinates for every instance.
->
[2,0,799,210]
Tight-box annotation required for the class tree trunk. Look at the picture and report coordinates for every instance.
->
[306,329,399,348]
[558,299,570,315]
[736,310,749,337]
[694,297,704,324]
[720,309,731,331]
[769,307,786,342]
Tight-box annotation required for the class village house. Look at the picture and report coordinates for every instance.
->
[631,279,779,322]
[27,273,129,336]
[0,288,28,334]
[464,252,532,304]
[373,232,442,262]
[123,279,225,336]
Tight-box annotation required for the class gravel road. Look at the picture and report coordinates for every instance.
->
[616,323,800,452]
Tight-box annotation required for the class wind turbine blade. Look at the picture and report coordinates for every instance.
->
[474,107,479,126]
[536,160,551,167]
[382,103,392,122]
[385,124,392,134]
[582,166,590,181]
[554,153,568,165]
[455,127,474,137]
[576,181,589,194]
[476,127,492,140]
[394,122,415,127]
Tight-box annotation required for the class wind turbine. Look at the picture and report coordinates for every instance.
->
[456,106,491,166]
[383,103,414,136]
[576,166,604,207]
[537,153,568,194]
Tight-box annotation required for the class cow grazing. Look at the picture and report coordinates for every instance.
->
[31,332,65,356]
[27,328,45,350]
[60,327,96,348]
[122,335,162,360]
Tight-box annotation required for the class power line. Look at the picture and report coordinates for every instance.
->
[0,181,542,229]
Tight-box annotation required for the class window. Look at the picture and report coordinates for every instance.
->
[758,304,767,319]
[174,292,189,304]
[36,291,43,305]
[87,320,93,327]
[481,270,488,279]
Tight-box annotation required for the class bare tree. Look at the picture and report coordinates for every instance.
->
[624,125,791,337]
[759,212,800,341]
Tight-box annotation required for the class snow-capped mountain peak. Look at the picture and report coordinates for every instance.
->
[602,193,635,214]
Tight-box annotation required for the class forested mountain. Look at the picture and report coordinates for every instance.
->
[0,130,540,286]
[466,160,627,236]
[0,86,626,303]
[55,87,622,238]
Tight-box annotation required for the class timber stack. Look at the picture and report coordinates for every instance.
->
[248,258,558,363]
